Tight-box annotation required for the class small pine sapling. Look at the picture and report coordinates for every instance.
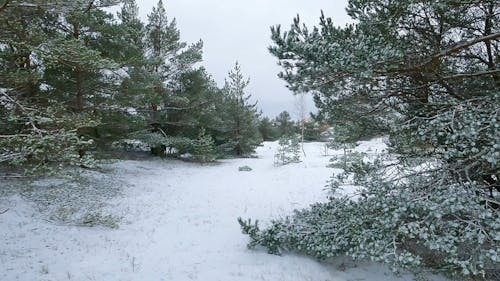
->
[193,128,216,163]
[274,134,302,166]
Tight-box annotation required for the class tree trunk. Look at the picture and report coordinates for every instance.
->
[75,67,84,112]
[73,22,84,112]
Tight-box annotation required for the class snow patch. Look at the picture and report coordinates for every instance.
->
[0,140,448,281]
[39,83,54,92]
[0,88,15,110]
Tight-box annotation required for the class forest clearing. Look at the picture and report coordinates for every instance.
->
[1,0,498,280]
[1,140,448,281]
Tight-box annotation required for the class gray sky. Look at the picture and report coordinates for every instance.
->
[132,0,352,119]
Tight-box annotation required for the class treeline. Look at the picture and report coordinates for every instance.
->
[0,0,262,172]
[258,110,328,142]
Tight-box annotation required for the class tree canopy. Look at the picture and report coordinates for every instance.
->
[0,0,263,171]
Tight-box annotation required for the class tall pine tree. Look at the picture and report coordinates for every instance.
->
[219,62,261,156]
[143,0,202,132]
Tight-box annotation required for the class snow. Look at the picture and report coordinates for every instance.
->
[355,137,388,154]
[0,140,448,281]
[126,107,138,116]
[39,83,54,92]
[0,88,15,110]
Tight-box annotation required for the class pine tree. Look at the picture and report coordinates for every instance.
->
[144,0,203,89]
[274,111,295,137]
[165,68,223,138]
[119,0,140,25]
[242,1,500,278]
[274,134,301,166]
[303,120,321,141]
[0,1,120,171]
[220,62,262,156]
[258,116,278,141]
[140,0,203,155]
[192,128,216,163]
[117,0,145,65]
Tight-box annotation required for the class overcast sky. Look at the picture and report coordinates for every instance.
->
[126,0,352,119]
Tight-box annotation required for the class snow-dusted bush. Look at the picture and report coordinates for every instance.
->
[2,130,95,172]
[274,134,302,166]
[0,103,97,174]
[240,150,499,279]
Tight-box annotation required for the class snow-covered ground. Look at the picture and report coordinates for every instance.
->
[0,140,448,281]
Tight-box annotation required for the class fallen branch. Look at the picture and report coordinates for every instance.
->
[0,208,9,215]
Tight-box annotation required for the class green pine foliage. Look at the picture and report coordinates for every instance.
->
[218,62,262,157]
[258,116,279,141]
[0,1,119,172]
[302,120,322,142]
[327,126,357,157]
[259,113,322,142]
[240,0,499,279]
[273,111,296,137]
[241,151,499,278]
[0,0,264,173]
[274,134,302,166]
[193,128,216,163]
[0,102,96,173]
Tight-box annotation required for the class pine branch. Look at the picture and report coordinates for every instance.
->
[439,32,500,58]
[84,0,95,13]
[440,69,500,80]
[0,0,10,13]
[0,152,23,163]
[0,90,31,111]
[399,32,500,73]
[163,101,211,111]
